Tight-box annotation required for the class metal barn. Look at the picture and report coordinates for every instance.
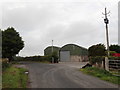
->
[59,44,88,62]
[44,46,60,56]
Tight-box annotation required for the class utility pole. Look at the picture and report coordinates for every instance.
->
[52,40,53,53]
[52,40,54,63]
[102,7,110,57]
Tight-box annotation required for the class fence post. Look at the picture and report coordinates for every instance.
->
[105,57,109,71]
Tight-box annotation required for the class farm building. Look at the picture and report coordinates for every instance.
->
[44,46,60,56]
[59,44,88,62]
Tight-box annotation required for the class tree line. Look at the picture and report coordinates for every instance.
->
[16,51,58,63]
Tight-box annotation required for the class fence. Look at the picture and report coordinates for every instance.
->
[109,59,120,71]
[91,57,120,71]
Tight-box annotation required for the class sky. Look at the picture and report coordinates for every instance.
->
[0,0,119,56]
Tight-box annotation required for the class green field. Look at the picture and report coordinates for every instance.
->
[2,66,28,88]
[80,67,120,85]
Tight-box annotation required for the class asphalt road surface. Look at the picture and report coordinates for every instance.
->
[21,62,119,88]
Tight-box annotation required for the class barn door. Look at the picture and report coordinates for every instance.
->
[60,51,70,62]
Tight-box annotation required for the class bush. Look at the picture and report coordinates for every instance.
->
[2,58,10,71]
[89,56,105,65]
[13,56,24,61]
[17,53,59,63]
[105,51,117,56]
[108,56,120,60]
[109,51,117,56]
[88,44,106,57]
[22,55,54,63]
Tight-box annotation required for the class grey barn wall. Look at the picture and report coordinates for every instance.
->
[59,44,88,62]
[70,55,88,62]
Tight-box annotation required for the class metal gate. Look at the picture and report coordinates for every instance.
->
[109,60,120,70]
[60,51,70,62]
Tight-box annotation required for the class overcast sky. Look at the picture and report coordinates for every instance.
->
[0,0,119,56]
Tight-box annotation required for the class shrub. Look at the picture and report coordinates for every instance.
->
[17,53,59,63]
[89,56,105,65]
[88,44,106,56]
[109,51,117,56]
[2,58,10,71]
[22,55,53,62]
[108,56,120,60]
[13,56,24,61]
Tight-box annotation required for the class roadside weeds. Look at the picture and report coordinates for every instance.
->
[80,67,120,85]
[2,65,29,88]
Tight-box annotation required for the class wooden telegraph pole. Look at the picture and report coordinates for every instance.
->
[52,40,53,53]
[52,40,54,63]
[102,8,110,57]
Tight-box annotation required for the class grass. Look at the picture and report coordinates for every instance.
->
[2,66,28,88]
[110,70,120,76]
[80,67,120,85]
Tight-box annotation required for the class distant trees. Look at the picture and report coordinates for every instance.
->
[88,44,106,57]
[109,44,120,53]
[23,56,49,61]
[2,27,24,62]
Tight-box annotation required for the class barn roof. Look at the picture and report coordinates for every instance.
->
[60,44,88,56]
[44,46,60,50]
[61,44,87,50]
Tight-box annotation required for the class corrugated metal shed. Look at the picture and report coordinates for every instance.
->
[60,44,88,56]
[44,46,60,56]
[60,44,88,62]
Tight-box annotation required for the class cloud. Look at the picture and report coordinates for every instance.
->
[1,1,118,56]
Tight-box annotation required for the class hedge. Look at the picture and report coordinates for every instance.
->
[1,58,10,71]
[19,55,58,63]
[89,56,105,65]
[108,56,120,60]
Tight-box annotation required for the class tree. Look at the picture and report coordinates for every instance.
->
[49,51,59,63]
[109,44,120,53]
[88,44,106,56]
[2,27,24,62]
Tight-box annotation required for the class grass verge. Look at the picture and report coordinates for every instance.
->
[80,67,120,85]
[2,65,28,88]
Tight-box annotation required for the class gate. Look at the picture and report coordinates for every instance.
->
[109,60,120,71]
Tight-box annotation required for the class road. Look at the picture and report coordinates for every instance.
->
[21,62,118,88]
